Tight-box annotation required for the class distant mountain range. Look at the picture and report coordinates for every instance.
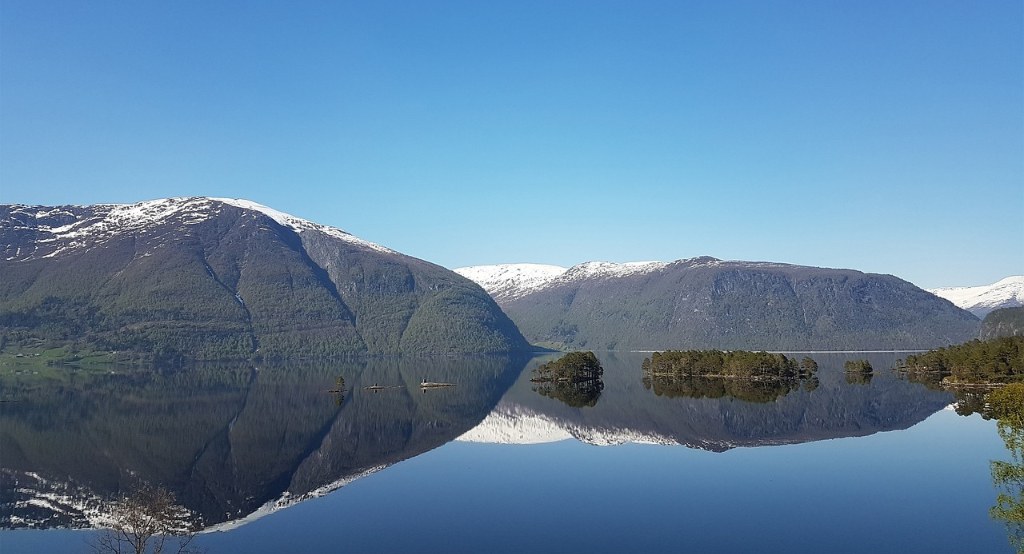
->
[928,276,1024,317]
[456,258,980,351]
[0,198,528,360]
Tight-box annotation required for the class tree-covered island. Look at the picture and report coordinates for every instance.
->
[531,351,604,383]
[640,349,818,403]
[641,349,817,379]
[843,359,874,385]
[531,351,604,408]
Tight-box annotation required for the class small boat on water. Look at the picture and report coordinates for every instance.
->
[364,384,400,391]
[419,380,456,389]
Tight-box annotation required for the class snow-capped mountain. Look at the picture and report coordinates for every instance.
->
[1,197,392,262]
[460,257,980,351]
[454,260,673,302]
[1,197,527,359]
[929,276,1024,318]
[453,263,568,302]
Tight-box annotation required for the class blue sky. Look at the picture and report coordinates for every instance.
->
[1,1,1021,289]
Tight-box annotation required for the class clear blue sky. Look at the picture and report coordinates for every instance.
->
[1,1,1021,289]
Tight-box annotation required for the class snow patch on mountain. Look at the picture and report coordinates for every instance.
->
[212,198,394,254]
[456,260,674,301]
[3,197,394,261]
[929,276,1024,317]
[454,263,568,301]
[558,260,668,281]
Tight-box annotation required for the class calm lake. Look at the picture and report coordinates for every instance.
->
[0,351,1017,553]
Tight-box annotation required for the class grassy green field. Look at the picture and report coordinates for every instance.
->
[0,345,119,380]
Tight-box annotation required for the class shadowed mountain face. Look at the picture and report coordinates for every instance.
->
[0,356,528,529]
[458,352,954,452]
[0,198,528,359]
[489,258,979,351]
[981,307,1024,339]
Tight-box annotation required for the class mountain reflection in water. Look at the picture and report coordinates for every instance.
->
[0,355,526,529]
[1,351,954,532]
[460,352,953,450]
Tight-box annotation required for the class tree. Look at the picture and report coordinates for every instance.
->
[799,357,818,376]
[531,352,604,407]
[90,484,203,554]
[843,359,873,374]
[987,384,1024,553]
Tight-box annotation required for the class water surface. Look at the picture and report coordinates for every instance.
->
[0,352,1015,553]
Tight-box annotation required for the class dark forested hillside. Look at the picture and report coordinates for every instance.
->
[0,198,528,360]
[495,258,979,351]
[981,307,1024,340]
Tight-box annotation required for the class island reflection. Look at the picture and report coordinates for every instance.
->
[460,351,953,450]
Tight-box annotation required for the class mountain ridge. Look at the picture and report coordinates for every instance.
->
[928,276,1024,317]
[457,258,980,351]
[1,197,529,359]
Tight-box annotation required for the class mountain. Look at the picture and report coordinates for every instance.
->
[0,198,528,360]
[456,257,980,351]
[980,306,1024,339]
[929,276,1024,318]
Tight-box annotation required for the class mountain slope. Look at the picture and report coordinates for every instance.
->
[980,306,1024,339]
[0,198,528,359]
[929,276,1024,318]
[458,257,980,351]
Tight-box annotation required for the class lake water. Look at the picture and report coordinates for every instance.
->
[0,352,1017,553]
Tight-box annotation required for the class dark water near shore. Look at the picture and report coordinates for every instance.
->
[0,352,1016,553]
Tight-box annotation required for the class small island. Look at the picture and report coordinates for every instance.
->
[641,349,819,403]
[843,359,873,385]
[531,352,604,408]
[641,349,817,379]
[531,351,604,383]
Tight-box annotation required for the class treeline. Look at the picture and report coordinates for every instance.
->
[531,351,604,383]
[899,336,1024,384]
[641,349,818,379]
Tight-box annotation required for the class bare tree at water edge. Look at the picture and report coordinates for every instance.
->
[88,483,204,554]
